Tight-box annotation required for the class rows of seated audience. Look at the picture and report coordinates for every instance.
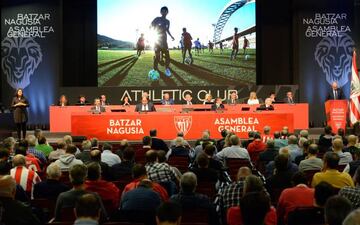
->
[1,125,360,225]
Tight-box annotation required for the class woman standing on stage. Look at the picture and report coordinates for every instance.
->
[11,88,29,140]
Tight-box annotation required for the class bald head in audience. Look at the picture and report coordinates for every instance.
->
[180,172,197,194]
[343,208,360,225]
[332,138,343,152]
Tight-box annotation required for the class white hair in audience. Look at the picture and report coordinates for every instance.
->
[12,154,26,167]
[82,140,91,150]
[263,126,271,134]
[299,129,309,138]
[63,135,73,145]
[298,137,308,147]
[46,163,62,179]
[26,134,37,147]
[342,208,360,225]
[0,175,16,198]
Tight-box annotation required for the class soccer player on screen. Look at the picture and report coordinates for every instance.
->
[194,38,201,56]
[230,27,239,60]
[150,6,175,77]
[181,28,193,64]
[136,33,145,57]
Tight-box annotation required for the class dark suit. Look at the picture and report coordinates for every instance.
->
[283,97,295,104]
[91,105,106,112]
[227,99,240,104]
[211,104,225,111]
[184,100,193,105]
[161,98,174,105]
[135,103,156,112]
[326,88,345,100]
[151,137,169,152]
[76,100,90,105]
[257,104,274,111]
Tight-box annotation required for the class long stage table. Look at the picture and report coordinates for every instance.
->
[50,104,308,141]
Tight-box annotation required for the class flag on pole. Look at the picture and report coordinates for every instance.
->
[350,49,360,124]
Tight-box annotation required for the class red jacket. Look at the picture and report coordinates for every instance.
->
[85,180,120,211]
[122,178,169,201]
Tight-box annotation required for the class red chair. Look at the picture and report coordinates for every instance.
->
[113,174,134,192]
[303,169,321,186]
[196,181,217,199]
[181,208,209,223]
[135,148,148,165]
[32,198,56,221]
[337,164,346,172]
[225,158,252,181]
[168,156,189,173]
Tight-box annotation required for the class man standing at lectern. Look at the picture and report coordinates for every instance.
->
[326,81,345,100]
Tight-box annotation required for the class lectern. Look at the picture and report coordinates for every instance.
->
[325,100,347,132]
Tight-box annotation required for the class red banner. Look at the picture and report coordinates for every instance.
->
[325,100,348,132]
[71,112,294,141]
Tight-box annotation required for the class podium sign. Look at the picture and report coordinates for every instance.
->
[325,100,348,132]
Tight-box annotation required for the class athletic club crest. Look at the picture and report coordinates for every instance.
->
[174,116,192,136]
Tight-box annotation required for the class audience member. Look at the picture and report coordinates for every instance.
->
[101,142,121,167]
[318,126,334,152]
[344,135,360,155]
[343,208,360,225]
[259,139,278,165]
[122,164,168,201]
[169,132,191,149]
[204,144,224,171]
[216,129,228,151]
[344,149,360,176]
[265,148,298,178]
[35,136,53,157]
[145,150,177,184]
[168,137,190,158]
[33,163,69,199]
[311,152,354,189]
[218,167,251,212]
[10,154,41,197]
[170,172,219,225]
[298,144,323,171]
[262,126,273,143]
[227,175,276,225]
[54,144,83,171]
[332,138,352,165]
[14,145,41,172]
[111,147,135,180]
[241,131,255,149]
[282,135,301,162]
[49,140,66,162]
[54,164,107,221]
[294,138,310,165]
[24,136,47,165]
[195,130,216,147]
[0,175,40,225]
[324,196,352,225]
[337,128,348,146]
[266,153,294,203]
[299,129,309,139]
[85,162,120,211]
[240,192,273,225]
[75,140,92,164]
[74,193,101,225]
[277,172,314,224]
[339,166,360,208]
[247,132,266,161]
[150,129,169,152]
[216,135,250,161]
[90,149,111,181]
[156,201,182,225]
[190,153,219,183]
[273,131,288,149]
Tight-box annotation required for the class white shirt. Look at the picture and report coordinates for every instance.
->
[247,99,259,105]
[142,104,149,111]
[216,145,250,161]
[101,150,121,166]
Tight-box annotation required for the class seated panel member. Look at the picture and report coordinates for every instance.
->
[76,95,90,105]
[227,91,239,105]
[211,98,225,111]
[184,93,193,105]
[121,96,131,106]
[247,91,259,105]
[283,91,295,104]
[161,93,174,105]
[100,94,110,106]
[326,81,345,100]
[57,95,69,106]
[135,97,156,112]
[258,98,274,110]
[203,93,214,104]
[91,98,106,113]
[269,92,277,103]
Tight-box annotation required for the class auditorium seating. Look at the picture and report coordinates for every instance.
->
[287,206,324,225]
[225,158,252,181]
[167,155,190,173]
[303,169,321,186]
